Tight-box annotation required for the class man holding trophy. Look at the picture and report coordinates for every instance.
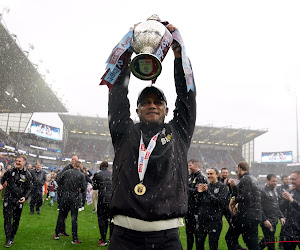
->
[101,16,196,250]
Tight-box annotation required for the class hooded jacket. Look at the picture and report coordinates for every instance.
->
[108,58,196,221]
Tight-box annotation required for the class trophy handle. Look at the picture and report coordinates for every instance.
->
[130,53,162,81]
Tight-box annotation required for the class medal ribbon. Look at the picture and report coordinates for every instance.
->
[137,132,159,182]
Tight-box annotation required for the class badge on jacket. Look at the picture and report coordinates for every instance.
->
[214,188,219,194]
[161,133,172,145]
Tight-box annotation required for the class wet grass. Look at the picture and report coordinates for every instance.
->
[0,199,282,249]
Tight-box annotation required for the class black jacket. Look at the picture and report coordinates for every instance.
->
[281,189,300,237]
[93,169,112,203]
[197,181,228,221]
[261,185,284,224]
[1,167,32,201]
[235,172,262,222]
[277,184,289,216]
[30,169,46,192]
[108,58,196,221]
[187,170,207,214]
[57,168,86,197]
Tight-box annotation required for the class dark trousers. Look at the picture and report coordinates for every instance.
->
[55,195,79,240]
[259,221,277,250]
[185,212,197,250]
[57,188,62,209]
[97,202,112,241]
[283,237,300,250]
[3,198,23,243]
[195,219,222,250]
[30,190,43,212]
[226,218,260,250]
[108,225,183,250]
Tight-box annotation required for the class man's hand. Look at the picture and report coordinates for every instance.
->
[197,183,208,193]
[0,184,3,191]
[264,220,272,229]
[228,178,236,187]
[280,218,285,226]
[228,198,235,213]
[233,203,239,216]
[166,24,181,58]
[282,191,294,203]
[19,197,25,203]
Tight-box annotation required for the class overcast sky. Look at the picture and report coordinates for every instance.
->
[1,0,300,162]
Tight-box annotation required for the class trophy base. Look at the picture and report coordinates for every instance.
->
[130,53,162,80]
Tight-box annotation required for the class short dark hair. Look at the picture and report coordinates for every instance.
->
[267,174,277,181]
[210,168,219,175]
[291,170,300,176]
[238,161,249,172]
[221,167,228,172]
[188,159,199,164]
[281,175,289,180]
[100,161,108,170]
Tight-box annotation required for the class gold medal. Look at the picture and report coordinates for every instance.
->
[134,183,146,195]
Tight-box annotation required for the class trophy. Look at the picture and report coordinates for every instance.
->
[130,15,173,81]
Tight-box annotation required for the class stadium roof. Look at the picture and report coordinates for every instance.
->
[0,22,67,113]
[59,114,268,146]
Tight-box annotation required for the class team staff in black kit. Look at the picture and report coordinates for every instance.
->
[29,161,46,215]
[259,174,285,250]
[54,160,86,244]
[92,161,113,246]
[185,159,207,250]
[281,170,300,250]
[107,23,196,249]
[195,168,228,250]
[226,161,262,250]
[0,155,32,248]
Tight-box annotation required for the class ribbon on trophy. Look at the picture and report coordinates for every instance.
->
[100,29,134,90]
[171,30,195,92]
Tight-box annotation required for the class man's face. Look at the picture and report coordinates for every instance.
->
[290,173,300,190]
[207,169,218,184]
[136,93,168,126]
[237,167,242,179]
[71,156,78,166]
[27,164,32,170]
[15,157,26,170]
[221,169,228,179]
[267,177,278,189]
[282,177,290,186]
[188,162,199,174]
[36,162,41,171]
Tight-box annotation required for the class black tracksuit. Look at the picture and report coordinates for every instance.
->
[93,168,112,242]
[55,168,86,241]
[185,170,207,250]
[1,167,32,243]
[56,163,73,209]
[225,172,262,250]
[280,189,300,249]
[108,58,196,250]
[259,185,284,250]
[195,181,228,250]
[30,169,46,213]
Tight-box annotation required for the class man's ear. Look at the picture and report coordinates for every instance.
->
[165,107,169,116]
[136,108,140,116]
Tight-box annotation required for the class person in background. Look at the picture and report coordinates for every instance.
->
[79,166,92,211]
[195,168,228,250]
[276,175,290,249]
[0,155,32,248]
[226,161,262,250]
[48,176,58,206]
[30,161,46,215]
[185,159,207,250]
[259,174,285,250]
[281,170,300,250]
[54,160,86,244]
[93,161,112,246]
